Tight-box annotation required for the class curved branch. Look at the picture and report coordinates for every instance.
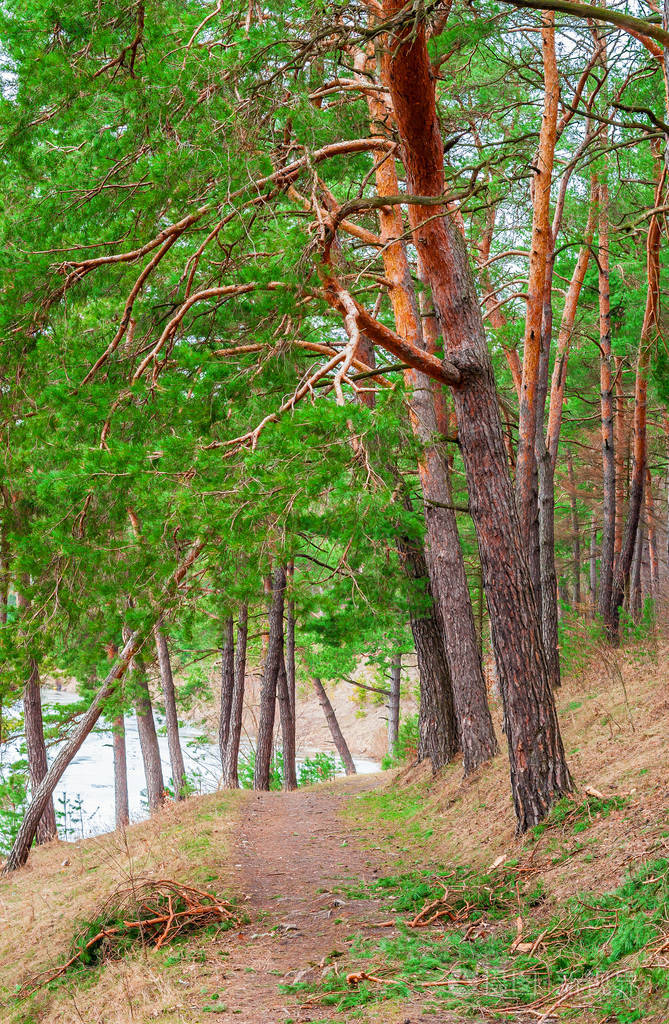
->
[500,0,669,48]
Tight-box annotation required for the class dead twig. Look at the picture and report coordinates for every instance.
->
[17,878,239,997]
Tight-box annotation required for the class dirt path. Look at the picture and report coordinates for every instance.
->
[219,774,390,1022]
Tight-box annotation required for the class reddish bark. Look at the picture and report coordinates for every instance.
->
[538,186,596,682]
[516,14,559,581]
[595,177,616,632]
[382,0,571,829]
[610,162,664,638]
[476,204,523,397]
[360,51,497,771]
[545,193,597,466]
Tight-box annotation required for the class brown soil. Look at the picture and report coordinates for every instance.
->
[219,776,387,1021]
[4,774,452,1024]
[216,775,469,1024]
[7,622,669,1024]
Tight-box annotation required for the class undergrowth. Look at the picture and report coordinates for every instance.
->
[529,793,632,840]
[284,858,669,1021]
[381,715,419,769]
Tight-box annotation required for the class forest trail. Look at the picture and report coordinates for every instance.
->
[219,774,394,1022]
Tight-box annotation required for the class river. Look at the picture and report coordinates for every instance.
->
[2,690,379,840]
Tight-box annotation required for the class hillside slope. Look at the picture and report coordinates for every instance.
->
[2,630,668,1023]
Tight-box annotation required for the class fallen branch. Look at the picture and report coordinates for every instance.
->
[17,878,240,996]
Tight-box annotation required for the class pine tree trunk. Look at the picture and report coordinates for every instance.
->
[396,533,459,770]
[609,164,662,639]
[537,450,561,686]
[260,574,272,669]
[567,450,581,604]
[387,650,401,755]
[516,14,558,605]
[113,714,129,828]
[0,526,9,626]
[596,178,616,632]
[665,414,669,578]
[383,0,572,829]
[418,455,498,768]
[3,543,203,872]
[222,604,248,788]
[357,58,496,772]
[218,615,235,765]
[285,567,296,719]
[130,640,165,813]
[476,203,523,398]
[254,566,286,790]
[155,625,187,799]
[277,650,297,790]
[312,676,356,775]
[630,512,644,621]
[23,659,57,844]
[614,356,626,561]
[645,468,660,597]
[589,515,598,614]
[542,186,596,669]
[17,589,57,844]
[3,632,141,873]
[414,298,498,768]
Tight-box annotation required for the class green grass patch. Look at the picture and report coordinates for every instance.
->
[288,859,669,1022]
[530,793,631,841]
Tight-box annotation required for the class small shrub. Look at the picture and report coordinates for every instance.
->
[382,714,419,768]
[298,752,341,786]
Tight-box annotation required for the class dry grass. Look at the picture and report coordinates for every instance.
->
[348,617,669,908]
[3,620,669,1023]
[0,789,244,1023]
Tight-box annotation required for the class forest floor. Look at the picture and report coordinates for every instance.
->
[3,623,669,1023]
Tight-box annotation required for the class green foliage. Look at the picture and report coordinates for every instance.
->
[530,793,631,842]
[381,714,419,769]
[237,749,283,791]
[289,858,669,1020]
[0,764,28,854]
[55,792,86,841]
[237,749,342,789]
[343,864,532,921]
[297,753,341,786]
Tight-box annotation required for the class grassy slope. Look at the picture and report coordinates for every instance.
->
[322,628,669,1022]
[2,626,668,1024]
[0,791,244,1024]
